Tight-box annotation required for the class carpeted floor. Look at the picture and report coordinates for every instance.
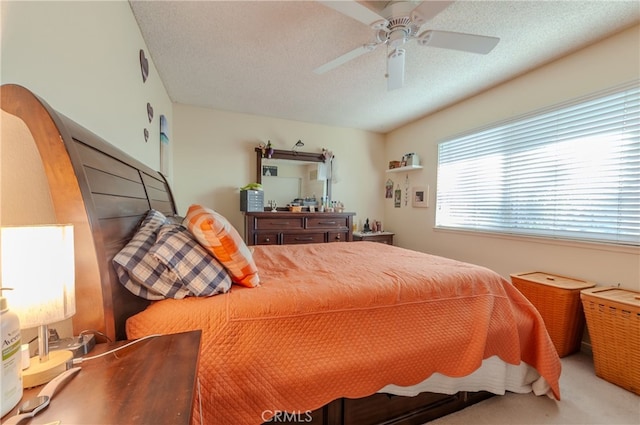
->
[427,351,639,424]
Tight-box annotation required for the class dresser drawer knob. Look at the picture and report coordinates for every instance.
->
[319,221,337,225]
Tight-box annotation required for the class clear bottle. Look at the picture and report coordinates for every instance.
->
[1,291,22,416]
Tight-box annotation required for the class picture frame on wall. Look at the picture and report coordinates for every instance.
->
[262,165,278,177]
[160,115,169,177]
[412,186,429,208]
[385,179,394,199]
[394,186,401,208]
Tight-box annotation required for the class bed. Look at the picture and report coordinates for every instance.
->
[1,84,561,425]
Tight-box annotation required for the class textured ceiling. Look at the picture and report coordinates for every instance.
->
[129,1,639,134]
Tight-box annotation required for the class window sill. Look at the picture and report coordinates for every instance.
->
[433,226,640,255]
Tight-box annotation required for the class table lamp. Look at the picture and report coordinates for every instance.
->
[1,224,76,388]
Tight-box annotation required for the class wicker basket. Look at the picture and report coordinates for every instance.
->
[580,287,640,395]
[510,272,595,357]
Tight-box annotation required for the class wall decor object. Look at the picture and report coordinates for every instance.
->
[139,49,149,82]
[143,128,149,143]
[147,102,154,123]
[404,174,410,206]
[262,165,278,177]
[394,185,401,208]
[385,179,394,199]
[412,186,429,208]
[160,115,169,177]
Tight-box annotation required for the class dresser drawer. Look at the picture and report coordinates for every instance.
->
[253,232,279,245]
[306,216,348,229]
[282,232,326,244]
[244,212,355,246]
[255,217,304,230]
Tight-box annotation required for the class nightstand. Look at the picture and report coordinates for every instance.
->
[2,330,201,425]
[353,231,394,245]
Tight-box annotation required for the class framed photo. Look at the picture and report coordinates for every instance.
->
[394,187,401,208]
[385,179,394,199]
[160,115,169,177]
[262,165,278,177]
[412,186,429,208]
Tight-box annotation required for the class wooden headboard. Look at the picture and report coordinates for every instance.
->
[1,84,177,341]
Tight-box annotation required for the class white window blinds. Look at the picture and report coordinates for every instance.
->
[436,81,640,246]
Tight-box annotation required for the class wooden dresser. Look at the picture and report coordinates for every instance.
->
[244,211,354,245]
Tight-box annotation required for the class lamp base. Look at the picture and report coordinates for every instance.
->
[22,350,73,388]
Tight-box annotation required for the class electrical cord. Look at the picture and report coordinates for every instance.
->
[79,329,113,343]
[72,334,162,365]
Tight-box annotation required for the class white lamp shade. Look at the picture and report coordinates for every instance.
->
[1,225,76,329]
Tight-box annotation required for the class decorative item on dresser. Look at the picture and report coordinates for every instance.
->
[353,231,394,245]
[244,211,354,245]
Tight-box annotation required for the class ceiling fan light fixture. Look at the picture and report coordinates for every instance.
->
[316,0,499,88]
[388,29,408,48]
[388,48,406,60]
[387,48,405,91]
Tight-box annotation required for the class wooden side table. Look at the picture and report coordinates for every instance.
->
[1,330,201,425]
[353,231,394,245]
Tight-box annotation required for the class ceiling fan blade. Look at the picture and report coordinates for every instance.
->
[417,30,500,54]
[314,43,378,74]
[410,1,455,26]
[317,0,387,28]
[387,48,405,91]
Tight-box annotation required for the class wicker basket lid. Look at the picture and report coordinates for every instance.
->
[580,287,640,309]
[511,271,596,290]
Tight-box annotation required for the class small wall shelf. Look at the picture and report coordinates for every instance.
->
[386,165,423,173]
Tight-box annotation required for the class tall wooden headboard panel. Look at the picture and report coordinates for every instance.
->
[1,84,177,341]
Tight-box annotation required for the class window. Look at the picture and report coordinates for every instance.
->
[436,81,640,246]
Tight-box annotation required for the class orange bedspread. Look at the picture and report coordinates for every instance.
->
[126,242,561,425]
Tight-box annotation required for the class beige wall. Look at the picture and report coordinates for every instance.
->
[0,0,172,174]
[384,25,640,291]
[173,104,385,232]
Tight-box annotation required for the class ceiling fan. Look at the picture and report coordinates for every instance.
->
[314,1,500,90]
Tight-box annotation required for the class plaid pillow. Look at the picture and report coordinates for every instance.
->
[150,224,232,296]
[113,209,189,300]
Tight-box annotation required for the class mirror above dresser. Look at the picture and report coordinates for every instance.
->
[246,147,353,246]
[255,147,331,210]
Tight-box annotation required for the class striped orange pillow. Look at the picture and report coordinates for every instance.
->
[184,204,260,287]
